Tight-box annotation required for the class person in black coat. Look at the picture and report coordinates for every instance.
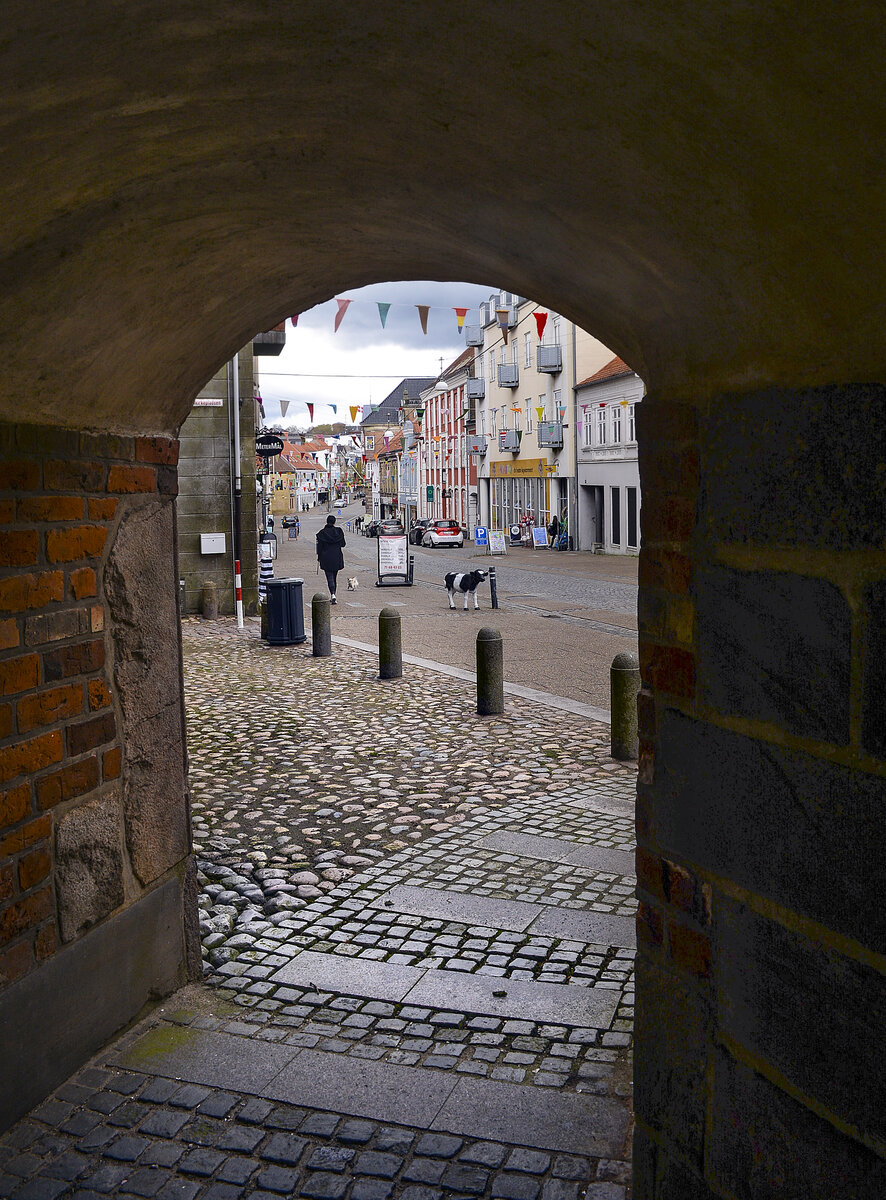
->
[316,515,346,603]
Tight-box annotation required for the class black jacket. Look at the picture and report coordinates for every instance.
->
[316,524,346,571]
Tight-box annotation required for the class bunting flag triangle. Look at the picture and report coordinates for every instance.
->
[280,400,290,418]
[334,298,352,332]
[416,305,430,335]
[377,302,391,328]
[350,406,360,422]
[307,403,314,422]
[536,406,545,422]
[534,312,548,340]
[290,314,299,326]
[453,307,468,331]
[496,308,510,345]
[329,404,337,414]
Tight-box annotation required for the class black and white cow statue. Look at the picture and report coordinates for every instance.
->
[444,569,488,610]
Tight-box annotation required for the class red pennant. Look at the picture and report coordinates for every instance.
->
[453,307,468,331]
[534,312,548,339]
[290,314,299,326]
[334,299,352,332]
[307,403,314,421]
[416,305,430,335]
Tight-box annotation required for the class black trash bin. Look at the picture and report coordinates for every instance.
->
[265,577,306,645]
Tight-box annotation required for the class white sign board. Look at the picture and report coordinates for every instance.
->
[487,530,508,555]
[377,534,410,584]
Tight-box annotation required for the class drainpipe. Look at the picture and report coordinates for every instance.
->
[571,323,579,551]
[229,354,243,627]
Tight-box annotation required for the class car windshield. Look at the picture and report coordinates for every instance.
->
[433,521,458,529]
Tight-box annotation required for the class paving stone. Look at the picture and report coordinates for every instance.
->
[9,1179,70,1200]
[350,1180,393,1200]
[540,1182,583,1200]
[237,1099,275,1125]
[492,1174,542,1200]
[403,1157,447,1184]
[199,1185,244,1200]
[256,1164,300,1193]
[305,1145,355,1172]
[441,1164,489,1194]
[335,1121,376,1145]
[215,1125,265,1153]
[217,1157,259,1185]
[139,1110,190,1139]
[459,1142,508,1167]
[551,1155,591,1180]
[196,1093,239,1118]
[155,1181,201,1200]
[117,1167,171,1197]
[353,1151,401,1178]
[261,1133,308,1164]
[300,1114,340,1137]
[299,1172,349,1198]
[103,1136,150,1162]
[415,1134,463,1158]
[177,1148,226,1177]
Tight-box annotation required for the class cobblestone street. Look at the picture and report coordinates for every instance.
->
[1,618,637,1199]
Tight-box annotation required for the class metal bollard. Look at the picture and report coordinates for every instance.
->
[408,554,415,585]
[476,627,504,715]
[201,579,218,620]
[312,593,332,657]
[489,565,499,610]
[610,651,640,760]
[378,606,402,679]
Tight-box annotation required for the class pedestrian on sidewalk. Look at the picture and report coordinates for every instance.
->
[294,516,300,539]
[316,514,346,604]
[547,513,560,548]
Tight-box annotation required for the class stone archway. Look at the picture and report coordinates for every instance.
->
[0,5,884,1195]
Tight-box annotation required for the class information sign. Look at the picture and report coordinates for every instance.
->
[487,530,508,555]
[532,526,549,548]
[376,534,412,586]
[255,433,284,458]
[474,526,488,547]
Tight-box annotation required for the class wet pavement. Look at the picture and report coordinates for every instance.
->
[0,612,637,1199]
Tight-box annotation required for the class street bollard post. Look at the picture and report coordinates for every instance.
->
[408,554,415,585]
[489,565,499,609]
[201,579,218,620]
[312,593,332,657]
[476,627,504,715]
[610,651,640,760]
[378,606,402,679]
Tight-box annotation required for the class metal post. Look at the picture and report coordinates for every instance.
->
[234,559,244,628]
[610,651,640,760]
[229,354,243,628]
[378,606,402,679]
[489,564,499,609]
[312,593,332,657]
[408,554,415,585]
[476,627,504,715]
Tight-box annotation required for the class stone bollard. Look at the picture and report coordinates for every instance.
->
[259,601,268,640]
[378,606,402,679]
[312,593,332,657]
[610,651,640,760]
[476,627,504,715]
[201,579,218,620]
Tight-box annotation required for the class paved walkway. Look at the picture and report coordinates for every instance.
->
[0,620,636,1200]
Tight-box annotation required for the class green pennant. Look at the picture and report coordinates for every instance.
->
[377,302,391,328]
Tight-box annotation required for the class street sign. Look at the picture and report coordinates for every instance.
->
[255,434,284,457]
[474,526,488,547]
[426,485,434,501]
[488,530,508,554]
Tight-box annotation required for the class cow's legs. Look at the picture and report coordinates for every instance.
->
[448,588,456,609]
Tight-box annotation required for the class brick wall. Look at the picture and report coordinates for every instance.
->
[0,422,186,991]
[633,385,886,1197]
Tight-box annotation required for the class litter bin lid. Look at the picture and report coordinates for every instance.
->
[268,577,304,584]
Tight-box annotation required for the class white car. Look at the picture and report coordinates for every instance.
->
[422,519,465,547]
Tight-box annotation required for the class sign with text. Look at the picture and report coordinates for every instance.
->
[487,530,508,555]
[255,433,284,458]
[474,526,489,546]
[377,534,411,586]
[532,526,549,548]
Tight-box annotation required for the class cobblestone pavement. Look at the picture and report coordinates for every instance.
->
[1,619,636,1199]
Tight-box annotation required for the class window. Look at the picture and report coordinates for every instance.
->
[597,407,607,445]
[478,356,484,381]
[525,401,533,433]
[582,407,593,447]
[500,346,507,367]
[524,332,532,367]
[612,405,621,442]
[489,350,495,381]
[552,315,561,344]
[553,389,562,420]
[628,404,636,442]
[611,486,621,545]
[627,487,638,548]
[366,435,375,450]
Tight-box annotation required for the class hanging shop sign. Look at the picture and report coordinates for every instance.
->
[489,458,555,478]
[255,434,285,458]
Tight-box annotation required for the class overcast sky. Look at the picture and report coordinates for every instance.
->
[255,280,498,429]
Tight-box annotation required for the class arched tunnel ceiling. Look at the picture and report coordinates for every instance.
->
[0,1,883,434]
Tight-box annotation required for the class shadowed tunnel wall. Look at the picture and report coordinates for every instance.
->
[0,4,884,1195]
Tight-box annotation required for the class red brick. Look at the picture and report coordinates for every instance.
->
[0,784,31,829]
[639,549,693,594]
[66,711,116,756]
[663,860,712,925]
[42,638,105,682]
[17,496,84,522]
[136,437,179,466]
[0,530,38,567]
[34,923,58,960]
[0,731,63,785]
[0,704,10,739]
[637,900,665,950]
[35,756,99,811]
[636,848,666,902]
[103,746,122,781]
[0,941,33,987]
[70,567,97,600]
[44,460,106,492]
[46,525,107,564]
[0,620,19,651]
[23,609,87,646]
[0,887,53,946]
[0,862,13,902]
[79,432,134,461]
[0,815,50,856]
[3,461,40,490]
[17,683,83,733]
[18,846,51,891]
[640,643,696,699]
[107,464,156,494]
[0,653,39,697]
[88,497,118,521]
[88,678,111,711]
[0,499,14,522]
[0,571,64,612]
[667,919,712,978]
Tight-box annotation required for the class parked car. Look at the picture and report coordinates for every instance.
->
[281,515,298,528]
[408,519,432,545]
[422,519,464,547]
[364,520,381,537]
[378,519,405,535]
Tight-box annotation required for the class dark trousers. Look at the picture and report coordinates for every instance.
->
[323,568,339,597]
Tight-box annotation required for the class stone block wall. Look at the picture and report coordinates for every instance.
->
[633,385,886,1197]
[0,422,196,1127]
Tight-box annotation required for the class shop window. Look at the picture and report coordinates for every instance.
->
[611,486,621,544]
[627,487,638,548]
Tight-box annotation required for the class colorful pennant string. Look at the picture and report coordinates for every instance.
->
[453,307,468,331]
[290,314,299,326]
[350,406,360,422]
[307,403,314,421]
[496,308,510,345]
[534,312,548,340]
[535,407,545,421]
[280,400,290,418]
[377,303,391,328]
[416,305,430,335]
[334,299,352,332]
[329,404,337,414]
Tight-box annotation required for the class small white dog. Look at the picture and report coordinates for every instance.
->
[346,577,359,591]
